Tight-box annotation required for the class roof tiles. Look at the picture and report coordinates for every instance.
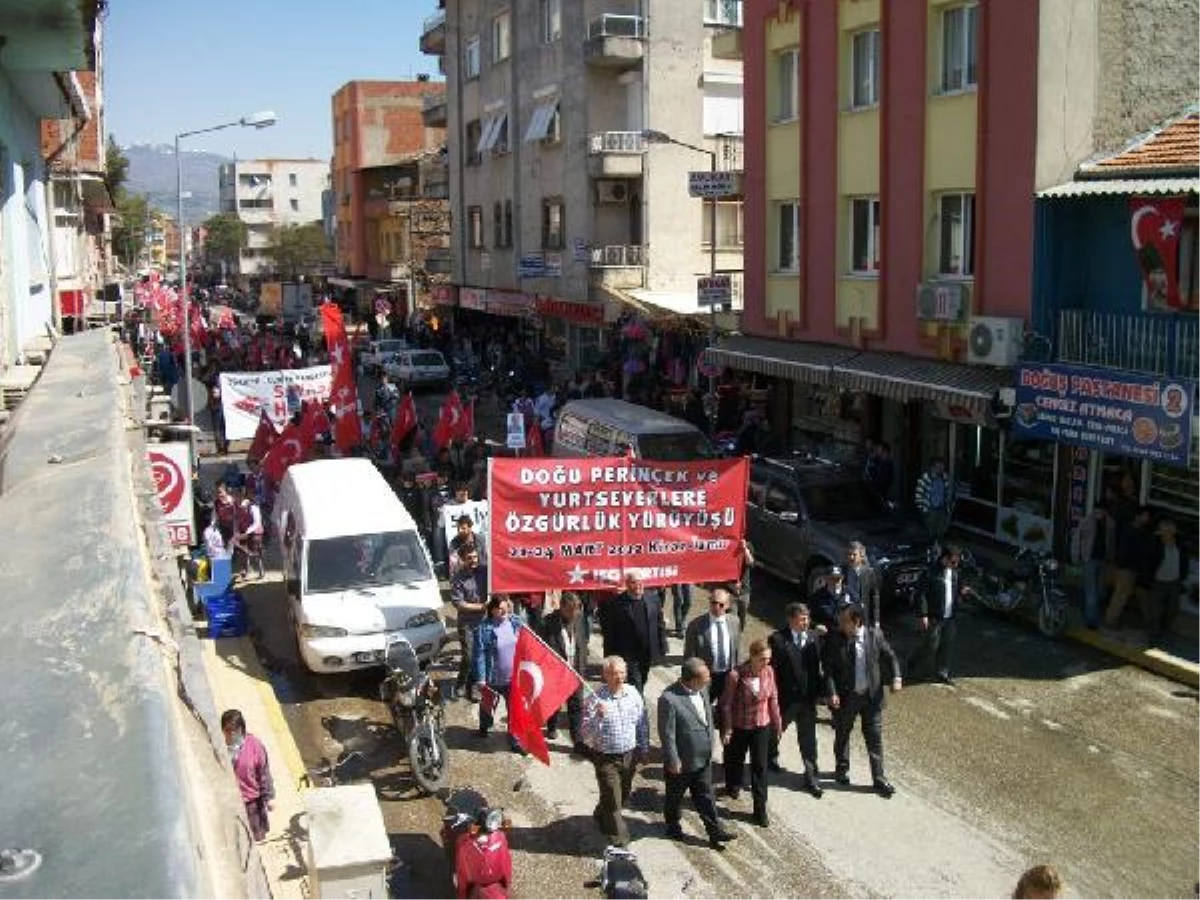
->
[1083,111,1199,176]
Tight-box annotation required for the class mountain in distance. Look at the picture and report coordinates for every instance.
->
[122,143,232,221]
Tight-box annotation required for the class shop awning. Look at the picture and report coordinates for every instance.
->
[831,351,1013,415]
[702,336,858,385]
[1036,176,1199,198]
[327,277,365,289]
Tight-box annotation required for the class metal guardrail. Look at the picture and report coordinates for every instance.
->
[587,14,645,39]
[1058,309,1199,378]
[588,131,646,154]
[589,244,646,268]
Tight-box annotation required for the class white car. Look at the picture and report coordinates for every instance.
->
[385,349,451,389]
[361,338,410,374]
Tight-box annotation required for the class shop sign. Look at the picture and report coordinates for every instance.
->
[697,275,732,307]
[534,295,604,326]
[460,287,488,311]
[572,238,590,264]
[688,170,738,198]
[1014,363,1195,466]
[430,284,457,305]
[487,455,750,592]
[487,290,532,318]
[518,252,545,278]
[545,253,563,277]
[933,400,990,425]
[147,442,194,547]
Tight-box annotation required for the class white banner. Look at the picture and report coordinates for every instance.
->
[441,500,490,560]
[147,442,194,547]
[219,365,333,440]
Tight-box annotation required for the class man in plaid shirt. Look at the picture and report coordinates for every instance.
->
[582,656,649,848]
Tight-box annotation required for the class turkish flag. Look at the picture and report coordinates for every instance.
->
[260,418,308,485]
[321,302,364,451]
[246,409,279,463]
[391,391,419,450]
[299,400,330,449]
[507,628,583,764]
[525,420,545,457]
[1130,196,1186,310]
[462,397,476,441]
[433,390,468,450]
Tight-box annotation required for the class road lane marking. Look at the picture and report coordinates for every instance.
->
[963,696,1012,720]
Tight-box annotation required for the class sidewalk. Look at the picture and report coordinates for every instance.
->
[951,530,1199,688]
[200,633,312,900]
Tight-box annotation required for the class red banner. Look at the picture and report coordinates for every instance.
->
[1130,196,1186,311]
[488,456,749,592]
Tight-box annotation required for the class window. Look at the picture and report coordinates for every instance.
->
[524,100,560,143]
[938,192,975,276]
[542,0,561,42]
[941,3,979,93]
[468,206,484,248]
[465,120,482,165]
[504,200,513,248]
[850,29,881,109]
[290,198,300,212]
[702,200,744,249]
[850,196,881,274]
[464,36,481,79]
[492,12,511,63]
[484,114,510,155]
[239,198,273,210]
[764,480,800,517]
[704,0,743,27]
[775,49,799,122]
[493,202,503,247]
[776,201,800,272]
[542,198,564,249]
[288,173,298,187]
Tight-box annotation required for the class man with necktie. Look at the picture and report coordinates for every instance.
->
[907,543,973,685]
[843,541,882,630]
[683,587,741,732]
[767,603,824,796]
[599,571,668,692]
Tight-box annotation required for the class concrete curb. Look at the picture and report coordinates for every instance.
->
[1065,624,1200,688]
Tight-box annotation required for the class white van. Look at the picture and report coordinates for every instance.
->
[274,458,446,673]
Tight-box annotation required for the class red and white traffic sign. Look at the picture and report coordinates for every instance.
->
[147,443,194,547]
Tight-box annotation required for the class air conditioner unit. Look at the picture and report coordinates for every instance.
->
[967,316,1024,366]
[596,180,629,205]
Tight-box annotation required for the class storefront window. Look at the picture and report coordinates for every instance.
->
[1148,436,1199,554]
[951,424,1000,534]
[790,385,865,463]
[997,435,1056,552]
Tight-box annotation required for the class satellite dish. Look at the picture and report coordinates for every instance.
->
[171,378,209,416]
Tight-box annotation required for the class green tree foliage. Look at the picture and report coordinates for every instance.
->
[264,223,332,278]
[203,213,248,267]
[112,191,151,269]
[104,136,129,196]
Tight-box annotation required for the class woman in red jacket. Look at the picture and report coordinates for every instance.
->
[222,709,275,842]
[719,638,782,828]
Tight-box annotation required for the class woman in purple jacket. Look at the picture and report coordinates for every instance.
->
[222,709,275,842]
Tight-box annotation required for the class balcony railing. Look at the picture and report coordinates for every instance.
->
[589,131,646,154]
[1057,309,1199,379]
[422,9,446,34]
[703,0,742,27]
[588,14,645,39]
[590,244,646,268]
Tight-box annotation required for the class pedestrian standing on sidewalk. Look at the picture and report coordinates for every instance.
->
[1074,499,1116,629]
[658,658,738,851]
[719,639,782,827]
[914,458,954,541]
[221,709,275,842]
[1104,506,1156,628]
[581,656,649,848]
[1145,519,1184,647]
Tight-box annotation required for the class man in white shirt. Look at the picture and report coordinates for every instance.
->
[908,544,973,685]
[683,588,742,731]
[767,603,824,794]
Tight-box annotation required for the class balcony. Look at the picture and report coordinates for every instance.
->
[584,14,645,69]
[588,131,646,178]
[420,8,446,55]
[711,27,743,60]
[589,244,646,290]
[422,92,447,127]
[1057,309,1198,379]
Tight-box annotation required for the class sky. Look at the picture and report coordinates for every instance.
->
[104,0,441,160]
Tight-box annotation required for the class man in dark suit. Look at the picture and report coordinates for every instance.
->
[907,543,973,685]
[823,603,902,798]
[599,571,668,692]
[843,541,883,630]
[767,602,824,796]
[539,592,588,752]
[657,658,737,851]
[683,587,741,731]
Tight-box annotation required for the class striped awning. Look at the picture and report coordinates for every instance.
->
[702,336,858,385]
[831,351,1013,417]
[1037,176,1199,198]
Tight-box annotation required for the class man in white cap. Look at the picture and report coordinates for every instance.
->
[809,566,851,633]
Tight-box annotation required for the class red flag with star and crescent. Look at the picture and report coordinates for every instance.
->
[432,389,469,451]
[391,391,419,451]
[507,627,584,764]
[1130,196,1186,310]
[246,409,279,463]
[261,417,308,486]
[320,302,364,451]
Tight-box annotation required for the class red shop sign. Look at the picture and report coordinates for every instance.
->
[487,455,749,592]
[535,295,604,326]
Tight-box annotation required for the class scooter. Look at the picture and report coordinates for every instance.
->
[439,788,513,899]
[379,634,449,795]
[959,546,1068,638]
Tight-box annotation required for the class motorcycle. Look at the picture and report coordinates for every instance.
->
[959,546,1068,638]
[379,634,449,795]
[439,788,513,899]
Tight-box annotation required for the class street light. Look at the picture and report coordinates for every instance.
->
[175,111,276,459]
[642,128,720,435]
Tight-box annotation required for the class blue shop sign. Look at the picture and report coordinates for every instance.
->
[1014,363,1195,466]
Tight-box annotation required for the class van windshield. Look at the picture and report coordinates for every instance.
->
[306,531,432,592]
[637,432,716,461]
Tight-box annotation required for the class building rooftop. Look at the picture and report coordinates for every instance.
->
[1080,107,1199,178]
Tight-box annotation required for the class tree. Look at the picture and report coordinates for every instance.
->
[264,223,333,279]
[104,136,129,197]
[203,213,248,270]
[112,191,151,269]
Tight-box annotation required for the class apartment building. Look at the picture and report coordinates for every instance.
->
[717,0,1197,557]
[421,0,746,371]
[217,158,329,276]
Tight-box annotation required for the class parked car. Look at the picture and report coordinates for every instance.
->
[746,454,930,608]
[362,338,410,374]
[552,398,716,461]
[385,349,452,390]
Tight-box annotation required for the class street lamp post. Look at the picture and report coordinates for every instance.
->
[175,111,276,461]
[642,129,721,435]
